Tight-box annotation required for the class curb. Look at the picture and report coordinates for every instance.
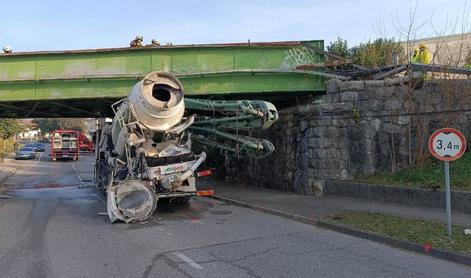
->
[211,195,471,267]
[211,195,318,225]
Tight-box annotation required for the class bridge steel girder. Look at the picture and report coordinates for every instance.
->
[0,40,325,117]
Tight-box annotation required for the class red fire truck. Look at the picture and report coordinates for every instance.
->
[78,132,94,152]
[51,130,79,161]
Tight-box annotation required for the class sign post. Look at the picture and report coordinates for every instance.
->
[444,161,451,236]
[428,128,467,237]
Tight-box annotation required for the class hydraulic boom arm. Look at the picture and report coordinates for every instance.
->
[185,98,279,158]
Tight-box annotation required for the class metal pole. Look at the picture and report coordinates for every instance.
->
[444,161,452,237]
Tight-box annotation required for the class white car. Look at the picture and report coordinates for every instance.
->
[15,147,36,160]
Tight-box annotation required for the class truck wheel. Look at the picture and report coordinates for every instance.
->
[176,196,191,205]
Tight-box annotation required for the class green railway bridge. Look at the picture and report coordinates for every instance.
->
[0,40,325,118]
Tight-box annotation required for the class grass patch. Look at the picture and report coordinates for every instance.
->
[326,210,471,256]
[355,153,471,191]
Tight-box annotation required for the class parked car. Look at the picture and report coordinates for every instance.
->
[34,143,46,152]
[24,143,38,152]
[15,147,36,160]
[24,142,45,152]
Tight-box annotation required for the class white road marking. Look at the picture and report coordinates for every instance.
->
[71,164,84,183]
[174,252,203,270]
[34,153,43,166]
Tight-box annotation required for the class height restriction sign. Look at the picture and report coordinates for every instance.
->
[428,128,467,162]
[428,127,467,237]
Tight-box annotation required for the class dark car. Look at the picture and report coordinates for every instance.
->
[15,147,36,160]
[34,143,46,152]
[25,142,45,152]
[24,143,38,152]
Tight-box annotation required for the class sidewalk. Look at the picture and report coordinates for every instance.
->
[200,179,471,227]
[0,158,18,188]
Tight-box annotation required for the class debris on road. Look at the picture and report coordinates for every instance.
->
[33,183,72,189]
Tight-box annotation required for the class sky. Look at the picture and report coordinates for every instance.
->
[0,0,469,52]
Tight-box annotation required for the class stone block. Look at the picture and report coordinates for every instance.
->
[384,99,403,111]
[311,127,324,138]
[324,94,337,103]
[350,150,363,164]
[319,102,352,114]
[370,118,382,132]
[341,91,358,102]
[350,141,361,154]
[340,149,350,161]
[363,126,377,139]
[369,98,384,111]
[313,149,329,159]
[332,119,346,127]
[396,115,410,125]
[296,105,321,116]
[308,138,320,149]
[362,162,376,176]
[309,138,332,149]
[326,79,340,94]
[339,81,365,92]
[374,86,395,99]
[340,169,353,180]
[349,127,362,140]
[366,80,386,87]
[383,123,402,134]
[318,159,338,169]
[325,127,340,138]
[393,85,407,98]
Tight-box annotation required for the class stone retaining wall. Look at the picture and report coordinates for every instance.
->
[225,79,471,195]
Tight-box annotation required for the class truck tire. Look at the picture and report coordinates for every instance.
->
[176,196,191,205]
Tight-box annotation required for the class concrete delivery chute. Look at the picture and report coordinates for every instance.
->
[95,71,278,223]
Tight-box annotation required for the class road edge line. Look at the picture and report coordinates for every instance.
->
[211,195,471,267]
[173,252,203,270]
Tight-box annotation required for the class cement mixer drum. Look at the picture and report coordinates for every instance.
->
[126,71,185,131]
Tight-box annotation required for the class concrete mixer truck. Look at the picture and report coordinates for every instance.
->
[95,71,279,223]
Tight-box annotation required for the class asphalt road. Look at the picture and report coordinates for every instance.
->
[0,147,470,277]
[5,145,88,189]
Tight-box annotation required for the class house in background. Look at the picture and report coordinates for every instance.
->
[17,119,41,141]
[402,32,471,66]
